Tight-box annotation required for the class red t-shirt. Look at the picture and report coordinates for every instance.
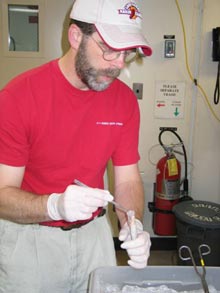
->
[0,60,140,226]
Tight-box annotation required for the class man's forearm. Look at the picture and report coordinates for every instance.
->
[0,186,50,224]
[114,179,144,227]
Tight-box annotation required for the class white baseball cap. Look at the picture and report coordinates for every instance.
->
[70,0,152,56]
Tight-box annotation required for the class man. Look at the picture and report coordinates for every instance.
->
[0,0,152,292]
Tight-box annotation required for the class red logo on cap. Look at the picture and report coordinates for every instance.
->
[118,2,142,20]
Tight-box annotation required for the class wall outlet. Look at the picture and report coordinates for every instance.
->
[133,83,143,100]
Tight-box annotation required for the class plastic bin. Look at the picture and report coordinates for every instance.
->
[88,266,220,293]
[173,200,220,266]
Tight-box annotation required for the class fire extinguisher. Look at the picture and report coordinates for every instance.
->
[154,147,181,235]
[148,128,190,236]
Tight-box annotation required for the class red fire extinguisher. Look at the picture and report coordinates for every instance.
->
[148,128,189,236]
[154,148,181,235]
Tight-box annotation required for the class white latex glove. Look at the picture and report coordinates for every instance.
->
[47,185,113,222]
[119,219,151,269]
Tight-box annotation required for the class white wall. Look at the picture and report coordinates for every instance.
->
[133,0,220,234]
[0,0,220,236]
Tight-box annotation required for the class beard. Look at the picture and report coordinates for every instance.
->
[75,37,121,91]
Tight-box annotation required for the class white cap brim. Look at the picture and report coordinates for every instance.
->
[95,23,152,56]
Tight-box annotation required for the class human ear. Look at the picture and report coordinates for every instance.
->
[68,24,83,49]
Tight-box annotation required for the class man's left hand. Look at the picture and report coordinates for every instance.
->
[119,219,151,269]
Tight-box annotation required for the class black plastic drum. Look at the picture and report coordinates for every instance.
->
[173,200,220,266]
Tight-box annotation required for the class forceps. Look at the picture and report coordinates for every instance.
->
[74,179,137,239]
[179,244,211,293]
[73,179,128,213]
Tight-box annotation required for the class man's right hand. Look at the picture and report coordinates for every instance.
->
[47,185,113,222]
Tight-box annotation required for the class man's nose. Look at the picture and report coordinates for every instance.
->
[111,53,126,69]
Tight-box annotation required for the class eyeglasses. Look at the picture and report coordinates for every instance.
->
[89,36,138,63]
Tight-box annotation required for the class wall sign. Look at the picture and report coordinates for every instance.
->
[154,81,185,119]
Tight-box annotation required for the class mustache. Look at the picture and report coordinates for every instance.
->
[99,68,121,78]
